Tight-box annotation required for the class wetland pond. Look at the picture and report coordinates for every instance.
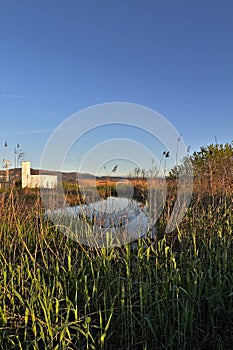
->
[45,196,151,247]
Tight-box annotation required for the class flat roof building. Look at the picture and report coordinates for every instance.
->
[22,161,57,189]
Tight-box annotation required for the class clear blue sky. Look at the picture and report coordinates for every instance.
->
[0,0,232,173]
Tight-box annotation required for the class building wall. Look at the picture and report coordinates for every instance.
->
[22,162,31,188]
[21,162,57,189]
[28,175,57,189]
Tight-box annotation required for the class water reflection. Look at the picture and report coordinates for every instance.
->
[45,197,150,247]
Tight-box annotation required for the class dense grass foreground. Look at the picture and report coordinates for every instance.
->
[0,189,233,349]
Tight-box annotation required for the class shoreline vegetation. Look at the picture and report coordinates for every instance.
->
[0,142,233,349]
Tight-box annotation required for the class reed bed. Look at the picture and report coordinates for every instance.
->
[0,188,232,349]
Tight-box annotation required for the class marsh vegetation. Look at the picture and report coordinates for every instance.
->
[0,142,232,349]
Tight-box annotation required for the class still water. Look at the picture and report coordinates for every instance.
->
[45,197,150,247]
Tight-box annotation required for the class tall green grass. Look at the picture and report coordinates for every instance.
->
[0,189,232,349]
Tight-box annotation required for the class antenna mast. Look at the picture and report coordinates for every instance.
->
[14,143,20,168]
[2,141,11,182]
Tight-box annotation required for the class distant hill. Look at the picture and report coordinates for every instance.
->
[0,167,129,184]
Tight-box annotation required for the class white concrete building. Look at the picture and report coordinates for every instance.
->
[22,161,57,189]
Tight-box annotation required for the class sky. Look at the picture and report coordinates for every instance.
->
[0,0,233,175]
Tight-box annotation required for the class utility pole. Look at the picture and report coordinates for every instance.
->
[2,142,11,183]
[14,143,20,168]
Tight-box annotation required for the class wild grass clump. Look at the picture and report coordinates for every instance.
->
[0,180,233,349]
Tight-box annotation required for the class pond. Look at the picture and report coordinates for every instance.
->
[45,196,151,247]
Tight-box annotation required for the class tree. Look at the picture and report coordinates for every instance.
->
[169,141,233,197]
